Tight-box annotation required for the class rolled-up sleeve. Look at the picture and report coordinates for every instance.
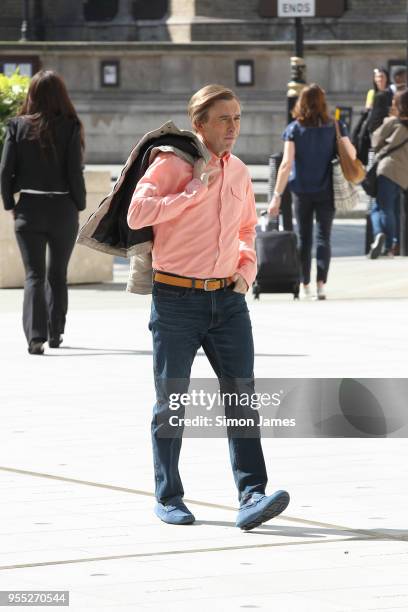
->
[0,120,17,210]
[237,174,258,288]
[127,152,207,229]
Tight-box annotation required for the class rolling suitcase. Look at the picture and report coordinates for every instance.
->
[252,213,300,300]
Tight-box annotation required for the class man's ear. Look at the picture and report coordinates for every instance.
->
[193,120,203,134]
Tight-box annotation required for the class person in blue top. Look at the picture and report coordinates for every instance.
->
[268,83,356,300]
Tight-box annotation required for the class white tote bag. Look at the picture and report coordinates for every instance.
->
[332,158,360,212]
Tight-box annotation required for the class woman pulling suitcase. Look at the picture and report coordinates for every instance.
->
[268,84,356,300]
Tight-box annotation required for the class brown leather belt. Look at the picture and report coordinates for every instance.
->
[154,271,234,291]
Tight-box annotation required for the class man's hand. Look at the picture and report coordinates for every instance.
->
[193,159,218,187]
[231,273,248,294]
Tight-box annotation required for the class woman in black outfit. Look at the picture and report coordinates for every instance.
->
[0,70,86,354]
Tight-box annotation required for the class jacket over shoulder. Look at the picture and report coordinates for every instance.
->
[77,121,210,259]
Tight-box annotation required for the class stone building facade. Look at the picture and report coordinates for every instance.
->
[1,1,406,42]
[0,1,406,162]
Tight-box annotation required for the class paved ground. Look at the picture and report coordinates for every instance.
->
[1,226,408,610]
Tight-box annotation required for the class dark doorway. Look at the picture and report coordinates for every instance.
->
[83,0,119,21]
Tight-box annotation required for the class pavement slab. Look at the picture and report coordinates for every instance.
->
[1,255,407,611]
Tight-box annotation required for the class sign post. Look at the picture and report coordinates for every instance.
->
[278,1,316,122]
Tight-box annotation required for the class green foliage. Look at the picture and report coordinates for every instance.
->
[0,70,30,149]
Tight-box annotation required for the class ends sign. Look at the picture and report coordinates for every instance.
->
[277,1,316,17]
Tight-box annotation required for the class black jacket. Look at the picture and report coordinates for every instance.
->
[352,110,371,165]
[0,115,86,210]
[367,90,394,135]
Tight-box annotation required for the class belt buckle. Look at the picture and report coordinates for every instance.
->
[203,278,217,291]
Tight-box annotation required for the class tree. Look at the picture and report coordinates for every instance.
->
[0,70,30,154]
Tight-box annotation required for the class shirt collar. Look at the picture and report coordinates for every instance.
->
[196,135,231,164]
[219,150,231,163]
[208,149,231,166]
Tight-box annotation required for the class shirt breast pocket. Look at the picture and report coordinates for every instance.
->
[230,186,244,204]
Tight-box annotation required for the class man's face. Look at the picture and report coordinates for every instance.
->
[195,98,241,157]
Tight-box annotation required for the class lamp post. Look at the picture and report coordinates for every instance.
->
[286,18,307,123]
[20,0,30,41]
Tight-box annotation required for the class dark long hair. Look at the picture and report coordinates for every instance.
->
[18,70,85,156]
[372,66,391,92]
[292,83,331,127]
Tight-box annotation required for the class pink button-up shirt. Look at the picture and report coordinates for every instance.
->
[127,150,258,288]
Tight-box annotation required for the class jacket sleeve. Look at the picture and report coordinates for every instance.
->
[127,152,207,229]
[67,123,86,211]
[0,119,18,210]
[371,118,394,152]
[236,172,258,288]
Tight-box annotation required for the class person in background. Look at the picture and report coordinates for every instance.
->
[353,68,393,165]
[268,84,356,300]
[368,89,408,259]
[0,70,86,355]
[368,90,393,135]
[390,67,407,95]
[365,67,393,111]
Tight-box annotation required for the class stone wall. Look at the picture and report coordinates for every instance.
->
[0,171,113,288]
[349,0,405,11]
[0,39,405,163]
[0,0,406,42]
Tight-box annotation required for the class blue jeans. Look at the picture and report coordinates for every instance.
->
[292,191,335,285]
[371,175,401,250]
[149,281,268,505]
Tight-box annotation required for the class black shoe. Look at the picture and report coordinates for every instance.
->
[28,340,44,355]
[368,233,385,259]
[48,335,63,348]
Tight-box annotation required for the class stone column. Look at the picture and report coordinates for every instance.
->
[114,0,133,21]
[167,0,194,41]
[169,0,195,18]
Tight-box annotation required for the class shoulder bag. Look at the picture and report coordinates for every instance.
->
[331,158,360,212]
[335,121,366,184]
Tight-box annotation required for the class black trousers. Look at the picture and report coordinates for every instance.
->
[292,191,335,285]
[14,194,79,344]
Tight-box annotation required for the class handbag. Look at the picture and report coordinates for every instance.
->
[361,159,379,198]
[335,121,366,184]
[361,136,408,197]
[332,158,360,212]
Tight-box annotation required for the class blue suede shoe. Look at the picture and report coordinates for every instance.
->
[154,499,195,525]
[236,490,290,531]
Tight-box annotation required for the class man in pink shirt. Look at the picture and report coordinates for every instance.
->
[128,84,289,530]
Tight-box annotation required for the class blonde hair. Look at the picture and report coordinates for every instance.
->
[188,84,240,128]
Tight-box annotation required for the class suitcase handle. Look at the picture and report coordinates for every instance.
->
[260,210,279,231]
